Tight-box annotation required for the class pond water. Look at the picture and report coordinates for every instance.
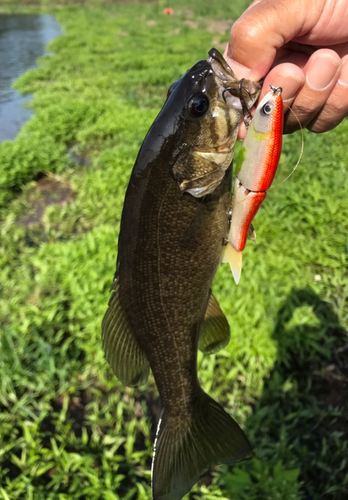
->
[0,14,62,142]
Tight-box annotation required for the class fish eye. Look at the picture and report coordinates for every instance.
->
[262,103,273,115]
[188,94,209,118]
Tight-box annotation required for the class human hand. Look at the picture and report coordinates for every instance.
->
[224,0,348,138]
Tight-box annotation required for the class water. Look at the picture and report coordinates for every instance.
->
[0,14,62,142]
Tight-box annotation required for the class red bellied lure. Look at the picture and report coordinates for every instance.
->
[223,85,284,284]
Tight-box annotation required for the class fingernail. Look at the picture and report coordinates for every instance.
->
[307,55,340,91]
[338,57,348,88]
[269,73,304,101]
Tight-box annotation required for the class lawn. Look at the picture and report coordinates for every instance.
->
[0,0,347,499]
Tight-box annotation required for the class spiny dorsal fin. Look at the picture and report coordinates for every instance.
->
[102,279,150,387]
[221,242,242,285]
[199,292,230,354]
[152,392,252,500]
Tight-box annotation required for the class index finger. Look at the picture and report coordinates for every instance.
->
[225,0,324,80]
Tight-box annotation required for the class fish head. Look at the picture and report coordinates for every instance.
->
[164,48,262,197]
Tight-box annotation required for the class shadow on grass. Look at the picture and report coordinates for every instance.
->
[245,286,348,499]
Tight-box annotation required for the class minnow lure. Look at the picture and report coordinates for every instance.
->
[223,85,283,284]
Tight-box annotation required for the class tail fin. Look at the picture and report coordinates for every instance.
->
[222,242,242,285]
[151,392,251,500]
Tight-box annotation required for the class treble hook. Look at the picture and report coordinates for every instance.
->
[222,79,254,128]
[238,79,253,128]
[270,85,283,96]
[222,86,239,102]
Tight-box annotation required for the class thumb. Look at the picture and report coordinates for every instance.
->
[225,0,325,80]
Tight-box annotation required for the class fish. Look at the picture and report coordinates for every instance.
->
[226,86,284,284]
[102,48,261,500]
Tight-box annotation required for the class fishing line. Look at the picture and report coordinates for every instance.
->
[231,104,304,209]
[270,105,304,189]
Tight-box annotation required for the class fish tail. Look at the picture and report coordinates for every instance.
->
[151,391,252,500]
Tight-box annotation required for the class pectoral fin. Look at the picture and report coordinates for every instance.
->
[222,242,242,285]
[179,168,225,197]
[102,279,150,387]
[172,151,226,198]
[199,292,230,354]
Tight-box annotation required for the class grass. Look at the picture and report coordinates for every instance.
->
[0,0,347,499]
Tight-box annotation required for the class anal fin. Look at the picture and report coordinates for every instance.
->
[199,292,230,354]
[102,279,150,387]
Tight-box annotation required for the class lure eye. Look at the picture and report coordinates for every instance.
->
[188,94,209,118]
[262,103,273,115]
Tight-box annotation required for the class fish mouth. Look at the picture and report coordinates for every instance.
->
[207,47,262,110]
[207,47,236,79]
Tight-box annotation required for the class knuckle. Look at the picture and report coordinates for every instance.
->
[283,104,313,133]
[307,115,343,134]
[331,98,348,116]
[308,97,348,133]
[283,113,301,134]
[290,103,311,119]
[230,17,253,43]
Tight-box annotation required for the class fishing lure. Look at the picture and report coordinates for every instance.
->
[223,85,284,284]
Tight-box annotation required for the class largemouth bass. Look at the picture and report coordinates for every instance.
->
[102,48,261,500]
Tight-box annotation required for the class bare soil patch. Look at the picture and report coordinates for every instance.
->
[18,175,75,228]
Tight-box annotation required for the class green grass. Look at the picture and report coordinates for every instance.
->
[0,1,347,499]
